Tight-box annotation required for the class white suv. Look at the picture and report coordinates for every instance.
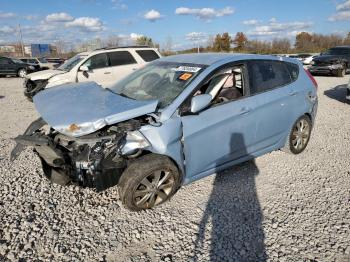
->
[23,46,161,100]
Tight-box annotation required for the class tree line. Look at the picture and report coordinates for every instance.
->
[176,31,350,55]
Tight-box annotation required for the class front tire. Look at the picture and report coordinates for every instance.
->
[17,68,27,78]
[283,115,312,154]
[118,154,181,211]
[336,67,345,77]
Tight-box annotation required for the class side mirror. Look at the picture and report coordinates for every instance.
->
[80,65,89,72]
[190,94,212,113]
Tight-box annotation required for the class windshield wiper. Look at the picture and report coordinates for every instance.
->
[106,88,132,99]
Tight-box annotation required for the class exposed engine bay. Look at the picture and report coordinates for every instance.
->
[12,117,152,191]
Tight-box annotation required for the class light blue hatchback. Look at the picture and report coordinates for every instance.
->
[13,53,318,211]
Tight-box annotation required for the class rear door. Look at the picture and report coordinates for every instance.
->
[107,51,139,86]
[76,53,112,86]
[246,60,296,150]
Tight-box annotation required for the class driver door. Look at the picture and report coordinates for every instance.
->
[181,63,258,178]
[77,53,114,87]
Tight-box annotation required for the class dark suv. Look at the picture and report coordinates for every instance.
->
[0,56,38,77]
[309,46,350,77]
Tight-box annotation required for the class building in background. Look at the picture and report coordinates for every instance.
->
[0,44,57,57]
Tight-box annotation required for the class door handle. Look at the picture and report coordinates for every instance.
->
[104,72,111,74]
[132,68,138,71]
[239,107,251,115]
[289,91,297,96]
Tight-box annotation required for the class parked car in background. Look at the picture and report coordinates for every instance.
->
[45,57,66,67]
[309,46,350,77]
[12,53,318,211]
[19,57,58,70]
[23,46,161,100]
[0,56,38,77]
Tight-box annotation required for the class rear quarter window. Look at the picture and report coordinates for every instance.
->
[136,50,160,62]
[248,60,292,95]
[108,51,137,66]
[285,62,299,82]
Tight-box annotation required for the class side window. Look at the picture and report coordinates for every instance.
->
[0,58,10,64]
[285,62,299,82]
[108,51,137,66]
[248,60,291,95]
[30,59,38,64]
[83,53,109,70]
[136,50,160,62]
[200,65,246,104]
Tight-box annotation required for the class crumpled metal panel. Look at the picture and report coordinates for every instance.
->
[33,82,158,137]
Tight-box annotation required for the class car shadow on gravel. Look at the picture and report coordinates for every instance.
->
[324,84,349,104]
[192,133,266,261]
[0,95,4,99]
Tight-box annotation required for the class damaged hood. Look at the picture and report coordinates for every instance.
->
[26,69,65,81]
[33,82,158,137]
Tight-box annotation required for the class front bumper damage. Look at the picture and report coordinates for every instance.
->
[10,118,145,191]
[23,79,48,101]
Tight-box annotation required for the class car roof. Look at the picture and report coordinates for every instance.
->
[158,53,297,66]
[332,45,350,49]
[88,46,159,56]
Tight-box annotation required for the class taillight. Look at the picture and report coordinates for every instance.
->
[304,69,318,90]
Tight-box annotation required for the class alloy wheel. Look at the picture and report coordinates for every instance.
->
[291,119,310,151]
[18,69,27,78]
[133,170,175,209]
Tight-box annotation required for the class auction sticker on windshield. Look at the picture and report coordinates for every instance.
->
[172,66,202,72]
[178,72,193,81]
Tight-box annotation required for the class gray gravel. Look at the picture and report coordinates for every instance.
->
[0,75,349,262]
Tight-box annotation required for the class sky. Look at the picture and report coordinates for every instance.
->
[0,0,349,50]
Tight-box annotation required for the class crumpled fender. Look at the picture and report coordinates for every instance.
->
[10,118,46,161]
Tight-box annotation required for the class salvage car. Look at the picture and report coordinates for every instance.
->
[12,53,318,211]
[309,46,350,77]
[23,46,161,100]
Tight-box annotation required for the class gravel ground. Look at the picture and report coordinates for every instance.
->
[0,75,349,262]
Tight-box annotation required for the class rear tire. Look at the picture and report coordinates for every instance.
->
[282,115,312,155]
[17,68,27,78]
[118,154,181,211]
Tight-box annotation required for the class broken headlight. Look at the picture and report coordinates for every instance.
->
[120,130,150,155]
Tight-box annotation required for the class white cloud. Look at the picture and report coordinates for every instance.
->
[129,33,143,40]
[46,12,73,22]
[144,9,163,22]
[111,0,128,10]
[336,0,350,11]
[242,19,259,26]
[0,12,16,19]
[247,19,313,37]
[329,11,350,21]
[175,6,234,21]
[65,17,104,31]
[0,25,15,34]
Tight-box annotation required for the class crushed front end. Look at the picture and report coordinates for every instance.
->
[11,118,147,191]
[23,78,48,101]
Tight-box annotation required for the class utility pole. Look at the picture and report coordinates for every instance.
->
[18,23,25,56]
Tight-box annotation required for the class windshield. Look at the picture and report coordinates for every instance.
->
[324,48,350,55]
[110,61,206,109]
[58,54,86,71]
[38,57,48,63]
